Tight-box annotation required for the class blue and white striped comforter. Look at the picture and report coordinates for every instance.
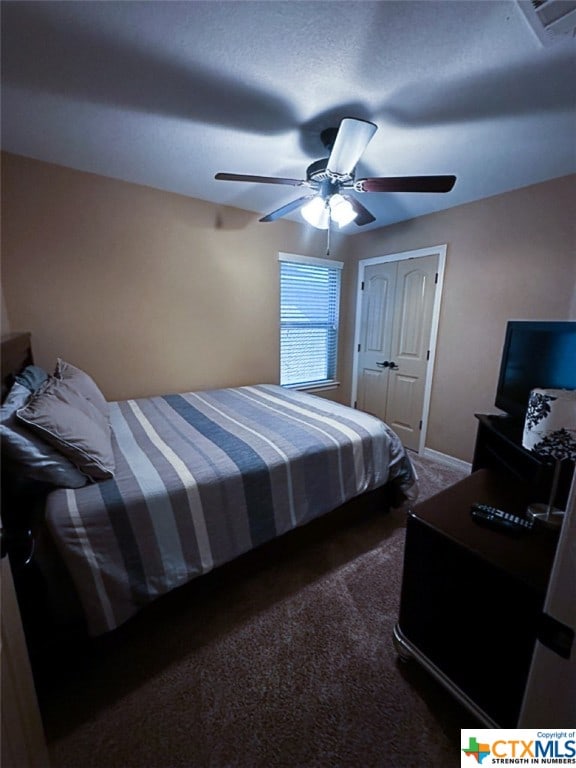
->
[45,384,418,635]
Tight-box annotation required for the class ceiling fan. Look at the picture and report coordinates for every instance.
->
[215,117,456,229]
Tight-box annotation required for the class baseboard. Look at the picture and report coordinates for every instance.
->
[422,448,472,473]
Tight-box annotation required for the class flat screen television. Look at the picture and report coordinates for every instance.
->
[495,320,576,420]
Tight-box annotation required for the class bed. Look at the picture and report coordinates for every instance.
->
[1,332,418,637]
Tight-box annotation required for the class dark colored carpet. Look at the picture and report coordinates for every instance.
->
[38,453,476,768]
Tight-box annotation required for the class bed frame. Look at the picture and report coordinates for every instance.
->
[1,331,44,541]
[2,332,402,673]
[1,331,33,398]
[2,332,91,665]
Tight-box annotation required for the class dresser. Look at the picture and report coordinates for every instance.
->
[394,469,558,726]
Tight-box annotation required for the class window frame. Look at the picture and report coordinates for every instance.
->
[278,252,344,392]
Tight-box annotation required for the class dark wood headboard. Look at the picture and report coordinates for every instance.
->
[1,332,33,401]
[1,332,41,564]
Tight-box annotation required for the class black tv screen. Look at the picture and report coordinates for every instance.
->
[495,320,576,419]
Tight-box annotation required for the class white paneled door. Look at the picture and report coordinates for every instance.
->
[356,253,439,451]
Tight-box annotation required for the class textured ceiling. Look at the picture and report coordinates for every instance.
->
[1,0,575,233]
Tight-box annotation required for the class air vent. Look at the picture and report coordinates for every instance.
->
[517,0,576,45]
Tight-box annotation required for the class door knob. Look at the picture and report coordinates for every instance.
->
[376,360,399,370]
[376,360,390,368]
[389,362,399,370]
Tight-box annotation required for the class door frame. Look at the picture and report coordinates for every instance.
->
[1,550,51,768]
[351,244,447,455]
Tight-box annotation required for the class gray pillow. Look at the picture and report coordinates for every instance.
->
[15,364,49,393]
[17,377,115,481]
[55,358,109,421]
[1,382,89,488]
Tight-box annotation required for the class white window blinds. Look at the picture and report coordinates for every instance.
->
[279,254,343,388]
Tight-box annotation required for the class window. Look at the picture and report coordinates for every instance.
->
[279,253,343,389]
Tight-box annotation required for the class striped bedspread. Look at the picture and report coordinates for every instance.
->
[45,384,418,635]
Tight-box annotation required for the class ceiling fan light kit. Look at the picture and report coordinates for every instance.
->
[327,194,357,227]
[215,117,457,230]
[300,193,358,230]
[301,196,330,229]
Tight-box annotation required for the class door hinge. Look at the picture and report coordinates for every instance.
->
[538,612,574,660]
[419,420,423,430]
[426,350,430,361]
[361,281,365,290]
[435,272,439,284]
[354,401,358,409]
[357,343,361,352]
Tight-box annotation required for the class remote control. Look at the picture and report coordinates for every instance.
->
[470,503,534,534]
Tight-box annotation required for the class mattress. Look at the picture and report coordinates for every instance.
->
[45,384,418,635]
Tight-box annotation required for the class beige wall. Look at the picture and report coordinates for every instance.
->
[2,153,575,462]
[341,175,576,461]
[1,153,348,401]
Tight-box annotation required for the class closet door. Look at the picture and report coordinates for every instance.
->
[356,254,437,451]
[385,256,437,449]
[356,261,397,427]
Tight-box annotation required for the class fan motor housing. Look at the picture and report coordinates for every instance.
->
[307,155,356,188]
[306,158,331,182]
[306,162,344,201]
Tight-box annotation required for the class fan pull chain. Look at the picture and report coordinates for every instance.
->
[326,214,331,256]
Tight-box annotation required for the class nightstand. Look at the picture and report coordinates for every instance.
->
[394,469,558,727]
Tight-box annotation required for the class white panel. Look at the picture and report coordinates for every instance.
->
[398,270,428,358]
[359,368,387,419]
[519,475,576,726]
[388,374,418,430]
[366,276,389,352]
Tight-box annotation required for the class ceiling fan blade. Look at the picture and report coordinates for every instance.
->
[259,195,315,223]
[356,175,456,193]
[326,118,377,177]
[215,172,306,187]
[342,195,376,226]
